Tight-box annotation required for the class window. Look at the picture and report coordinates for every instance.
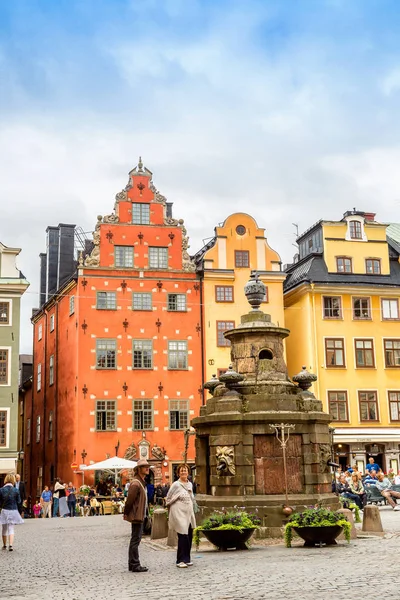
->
[133,340,153,369]
[384,340,400,367]
[389,392,400,421]
[167,294,186,311]
[36,416,41,442]
[325,338,345,367]
[355,339,375,368]
[37,467,43,495]
[168,341,188,370]
[0,411,6,446]
[235,250,249,268]
[149,247,168,269]
[96,339,116,369]
[353,297,371,320]
[0,302,10,325]
[48,411,53,441]
[96,400,117,431]
[359,391,379,421]
[0,350,9,384]
[217,321,235,347]
[133,293,152,311]
[382,299,399,320]
[215,286,234,302]
[38,324,43,341]
[50,314,55,332]
[366,259,381,274]
[236,225,246,235]
[349,220,362,239]
[97,292,117,310]
[328,391,349,422]
[323,297,342,319]
[169,400,189,430]
[37,363,42,391]
[132,203,150,225]
[26,418,31,445]
[133,400,153,430]
[336,257,352,273]
[69,295,75,315]
[49,355,54,385]
[115,245,134,268]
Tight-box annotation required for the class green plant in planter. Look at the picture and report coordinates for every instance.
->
[193,508,261,548]
[79,485,91,495]
[284,506,352,548]
[338,496,361,523]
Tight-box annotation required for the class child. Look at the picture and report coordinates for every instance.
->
[33,500,42,519]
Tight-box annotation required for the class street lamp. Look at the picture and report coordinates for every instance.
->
[17,449,25,479]
[183,427,196,463]
[269,423,295,513]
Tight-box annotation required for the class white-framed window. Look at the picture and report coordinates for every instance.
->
[167,294,186,312]
[49,355,54,386]
[36,416,41,442]
[96,400,117,431]
[169,400,189,430]
[0,300,11,326]
[115,246,134,268]
[0,348,10,386]
[168,341,188,370]
[37,363,42,391]
[132,293,152,311]
[38,323,43,341]
[69,295,75,315]
[50,314,55,332]
[96,339,117,369]
[97,292,117,310]
[0,410,7,447]
[132,203,150,225]
[132,340,153,369]
[381,299,399,320]
[149,247,168,269]
[133,399,153,430]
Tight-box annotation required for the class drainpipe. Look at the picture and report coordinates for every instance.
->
[310,283,320,399]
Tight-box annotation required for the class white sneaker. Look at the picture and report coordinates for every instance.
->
[393,506,400,511]
[176,562,188,568]
[186,562,193,566]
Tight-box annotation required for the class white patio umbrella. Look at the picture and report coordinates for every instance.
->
[81,457,138,484]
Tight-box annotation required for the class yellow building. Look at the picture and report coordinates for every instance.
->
[284,210,400,473]
[193,213,285,382]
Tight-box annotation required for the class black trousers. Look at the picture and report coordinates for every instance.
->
[177,525,193,564]
[128,523,143,570]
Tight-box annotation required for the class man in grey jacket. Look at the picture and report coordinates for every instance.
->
[376,473,400,510]
[123,459,150,573]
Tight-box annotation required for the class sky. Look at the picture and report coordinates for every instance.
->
[1,0,400,352]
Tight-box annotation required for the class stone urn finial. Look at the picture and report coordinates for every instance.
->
[219,364,244,389]
[292,366,317,391]
[203,374,221,396]
[244,271,266,312]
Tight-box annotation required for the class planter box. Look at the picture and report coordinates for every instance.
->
[293,525,343,547]
[201,528,256,550]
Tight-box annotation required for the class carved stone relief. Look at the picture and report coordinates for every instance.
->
[124,443,137,461]
[216,446,236,476]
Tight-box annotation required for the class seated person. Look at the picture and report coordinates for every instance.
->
[336,474,363,509]
[88,486,96,498]
[366,457,380,472]
[349,472,367,508]
[90,496,101,516]
[375,473,400,511]
[80,495,91,517]
[363,469,378,486]
[394,471,400,486]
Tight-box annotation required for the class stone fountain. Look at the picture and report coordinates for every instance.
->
[192,272,339,537]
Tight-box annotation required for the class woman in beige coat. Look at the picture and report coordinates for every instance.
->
[166,463,196,568]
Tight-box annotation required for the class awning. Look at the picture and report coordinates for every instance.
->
[333,428,400,444]
[0,458,17,474]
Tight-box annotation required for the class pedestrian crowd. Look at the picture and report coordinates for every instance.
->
[333,457,400,511]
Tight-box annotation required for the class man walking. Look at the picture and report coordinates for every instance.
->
[41,486,52,518]
[52,478,63,517]
[123,459,149,573]
[15,474,26,513]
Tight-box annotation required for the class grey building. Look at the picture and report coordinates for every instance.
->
[0,241,29,482]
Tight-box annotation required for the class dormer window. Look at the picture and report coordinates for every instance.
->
[349,220,362,239]
[132,203,150,225]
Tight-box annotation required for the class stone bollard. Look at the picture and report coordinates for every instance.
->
[361,505,384,537]
[336,508,357,540]
[167,528,178,547]
[150,508,168,540]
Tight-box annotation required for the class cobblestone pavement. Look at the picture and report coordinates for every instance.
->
[1,507,400,600]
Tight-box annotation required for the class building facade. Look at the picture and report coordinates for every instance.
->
[28,160,202,499]
[193,213,285,382]
[0,242,29,484]
[284,210,400,473]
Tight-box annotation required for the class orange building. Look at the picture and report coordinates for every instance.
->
[28,159,202,498]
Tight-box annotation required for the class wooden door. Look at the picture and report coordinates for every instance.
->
[254,434,303,494]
